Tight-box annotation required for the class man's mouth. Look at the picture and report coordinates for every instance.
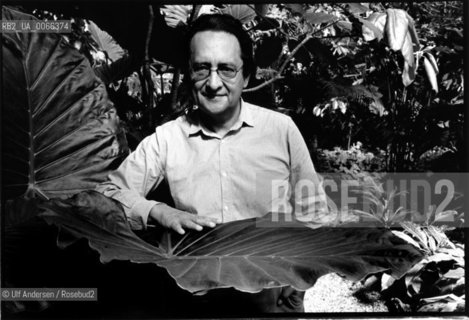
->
[203,94,224,99]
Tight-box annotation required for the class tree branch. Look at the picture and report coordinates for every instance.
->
[144,5,154,62]
[243,76,286,93]
[243,33,313,93]
[243,19,340,93]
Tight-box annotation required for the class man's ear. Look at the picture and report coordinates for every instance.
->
[243,75,250,88]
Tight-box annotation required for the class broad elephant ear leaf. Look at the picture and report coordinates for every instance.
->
[39,191,424,294]
[2,6,129,201]
[160,5,192,28]
[219,4,258,24]
[346,3,369,15]
[87,20,126,63]
[284,4,305,15]
[304,10,337,25]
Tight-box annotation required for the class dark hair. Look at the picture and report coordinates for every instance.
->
[186,14,255,78]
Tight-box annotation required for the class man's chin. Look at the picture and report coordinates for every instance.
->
[199,99,228,113]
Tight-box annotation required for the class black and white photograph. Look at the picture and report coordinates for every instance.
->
[1,1,467,319]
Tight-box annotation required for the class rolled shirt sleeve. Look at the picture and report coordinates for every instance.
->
[96,132,165,230]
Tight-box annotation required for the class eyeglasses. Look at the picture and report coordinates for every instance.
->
[190,63,243,81]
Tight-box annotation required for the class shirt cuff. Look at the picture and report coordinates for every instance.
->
[127,199,159,230]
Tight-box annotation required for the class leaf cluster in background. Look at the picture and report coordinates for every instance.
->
[316,142,386,174]
[340,171,465,313]
[383,223,464,312]
[21,3,463,172]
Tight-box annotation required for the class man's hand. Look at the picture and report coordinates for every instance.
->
[277,286,305,310]
[149,203,220,235]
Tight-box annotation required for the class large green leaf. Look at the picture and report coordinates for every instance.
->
[284,4,305,15]
[346,3,369,15]
[423,54,439,93]
[39,191,424,294]
[2,7,129,201]
[303,10,337,25]
[386,8,408,51]
[87,20,126,63]
[160,5,192,28]
[361,12,386,42]
[383,9,420,87]
[219,4,258,24]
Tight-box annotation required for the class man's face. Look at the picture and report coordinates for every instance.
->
[189,31,249,120]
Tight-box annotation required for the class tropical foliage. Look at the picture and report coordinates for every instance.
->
[1,1,465,315]
[376,215,464,312]
[18,2,463,172]
[2,6,128,203]
[348,172,465,312]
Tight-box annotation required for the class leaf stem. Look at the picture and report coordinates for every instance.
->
[244,19,340,93]
[144,5,155,128]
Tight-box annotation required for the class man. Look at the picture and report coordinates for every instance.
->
[97,13,328,314]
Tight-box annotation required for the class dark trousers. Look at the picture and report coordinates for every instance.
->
[189,286,305,314]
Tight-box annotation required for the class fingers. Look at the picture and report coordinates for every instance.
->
[167,218,186,235]
[172,223,186,235]
[150,203,222,234]
[170,213,220,234]
[181,219,203,232]
[182,215,219,230]
[277,286,295,306]
[194,216,220,228]
[281,286,295,298]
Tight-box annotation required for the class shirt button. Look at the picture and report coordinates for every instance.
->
[222,171,227,177]
[223,206,228,211]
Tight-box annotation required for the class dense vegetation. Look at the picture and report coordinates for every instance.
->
[2,1,465,315]
[26,2,464,173]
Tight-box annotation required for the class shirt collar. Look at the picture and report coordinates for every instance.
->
[187,99,254,137]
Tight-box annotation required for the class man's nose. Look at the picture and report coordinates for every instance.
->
[206,69,223,91]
